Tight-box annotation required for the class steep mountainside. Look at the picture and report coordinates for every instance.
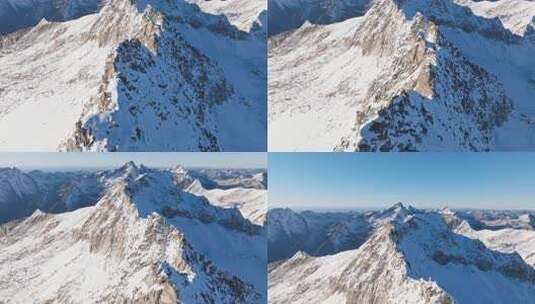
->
[0,162,266,303]
[0,0,266,151]
[269,0,535,151]
[269,204,535,304]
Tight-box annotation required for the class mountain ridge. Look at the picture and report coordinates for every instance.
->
[269,203,535,303]
[0,161,267,303]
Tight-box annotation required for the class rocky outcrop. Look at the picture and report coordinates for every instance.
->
[336,0,514,151]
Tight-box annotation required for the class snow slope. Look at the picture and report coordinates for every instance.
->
[457,222,535,268]
[0,0,266,151]
[0,162,266,303]
[455,0,535,35]
[269,0,535,151]
[188,180,267,225]
[187,0,266,32]
[170,165,267,225]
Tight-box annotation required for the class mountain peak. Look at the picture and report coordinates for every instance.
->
[391,202,407,209]
[112,161,144,180]
[377,202,415,220]
[439,206,454,215]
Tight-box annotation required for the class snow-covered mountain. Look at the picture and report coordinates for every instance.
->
[269,0,535,151]
[0,163,267,225]
[0,0,266,151]
[0,162,266,303]
[456,220,535,268]
[267,208,372,262]
[269,204,535,304]
[455,0,535,36]
[187,0,266,33]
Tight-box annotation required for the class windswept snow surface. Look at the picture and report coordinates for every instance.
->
[0,163,267,303]
[269,204,535,304]
[269,0,535,151]
[0,0,266,151]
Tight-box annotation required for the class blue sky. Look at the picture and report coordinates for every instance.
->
[0,153,266,169]
[269,153,535,210]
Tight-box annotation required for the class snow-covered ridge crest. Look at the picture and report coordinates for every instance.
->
[393,0,520,42]
[455,0,535,36]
